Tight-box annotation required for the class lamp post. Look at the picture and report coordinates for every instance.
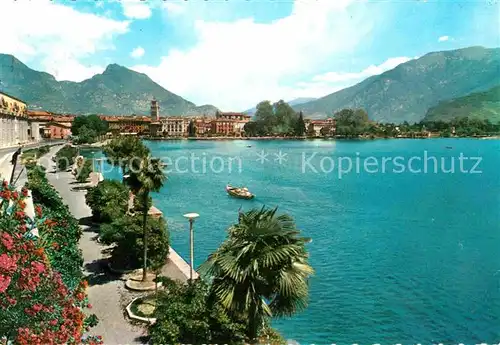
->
[183,212,199,282]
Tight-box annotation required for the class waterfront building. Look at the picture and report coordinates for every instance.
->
[160,116,187,137]
[0,91,32,148]
[100,115,151,135]
[307,118,336,136]
[213,111,251,136]
[193,116,215,136]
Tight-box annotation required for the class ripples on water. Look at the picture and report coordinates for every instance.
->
[93,139,500,345]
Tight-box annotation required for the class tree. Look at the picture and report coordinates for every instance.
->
[75,159,93,183]
[103,136,150,180]
[334,108,370,137]
[188,120,197,137]
[294,111,306,136]
[100,214,169,271]
[149,278,246,345]
[55,145,78,171]
[86,179,130,223]
[125,156,166,281]
[199,207,314,343]
[72,115,108,143]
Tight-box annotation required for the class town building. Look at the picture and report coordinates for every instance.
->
[100,115,151,135]
[28,111,75,139]
[159,117,187,137]
[193,116,214,136]
[151,99,160,121]
[212,111,251,136]
[306,118,337,137]
[0,91,32,148]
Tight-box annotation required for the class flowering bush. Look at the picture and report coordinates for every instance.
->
[26,166,83,290]
[0,180,101,344]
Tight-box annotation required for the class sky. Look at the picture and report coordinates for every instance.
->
[1,0,499,111]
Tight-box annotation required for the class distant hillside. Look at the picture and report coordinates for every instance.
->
[423,85,500,123]
[0,54,218,116]
[294,46,500,123]
[243,97,317,115]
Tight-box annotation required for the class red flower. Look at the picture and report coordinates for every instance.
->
[21,187,28,197]
[2,180,7,188]
[0,253,18,274]
[35,205,42,217]
[31,261,46,274]
[1,232,14,250]
[87,303,92,309]
[14,211,25,220]
[12,191,19,200]
[0,274,11,293]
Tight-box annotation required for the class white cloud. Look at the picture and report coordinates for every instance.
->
[311,57,412,84]
[0,1,129,82]
[133,0,381,110]
[121,0,152,19]
[438,35,449,42]
[286,56,414,100]
[130,46,145,59]
[162,2,186,16]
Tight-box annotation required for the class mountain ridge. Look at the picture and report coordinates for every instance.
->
[293,46,500,123]
[0,54,218,116]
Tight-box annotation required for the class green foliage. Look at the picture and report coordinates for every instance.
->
[424,85,500,123]
[334,108,370,137]
[99,214,169,271]
[75,159,93,183]
[188,120,197,137]
[149,279,246,345]
[25,165,84,291]
[85,179,129,223]
[55,145,78,171]
[294,111,307,136]
[72,115,108,144]
[199,206,314,342]
[247,100,305,136]
[104,136,150,176]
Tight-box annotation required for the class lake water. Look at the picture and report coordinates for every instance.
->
[93,138,500,344]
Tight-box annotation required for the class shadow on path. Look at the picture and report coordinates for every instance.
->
[84,258,122,286]
[79,216,100,232]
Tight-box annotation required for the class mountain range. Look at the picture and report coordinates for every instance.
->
[0,46,499,123]
[293,46,500,123]
[0,54,218,116]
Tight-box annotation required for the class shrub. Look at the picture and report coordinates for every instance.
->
[99,215,169,271]
[55,145,78,171]
[149,278,246,345]
[75,159,93,183]
[85,180,129,223]
[0,180,100,345]
[26,166,83,291]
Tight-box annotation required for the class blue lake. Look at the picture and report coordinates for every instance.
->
[92,138,500,344]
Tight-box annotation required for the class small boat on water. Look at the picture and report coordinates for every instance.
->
[226,185,255,199]
[445,146,453,149]
[247,145,252,148]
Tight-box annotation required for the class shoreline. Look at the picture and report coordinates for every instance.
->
[143,135,500,141]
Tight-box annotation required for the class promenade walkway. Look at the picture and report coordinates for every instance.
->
[40,145,145,345]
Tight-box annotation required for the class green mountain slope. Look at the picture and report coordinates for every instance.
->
[294,46,500,123]
[423,85,500,123]
[0,55,218,116]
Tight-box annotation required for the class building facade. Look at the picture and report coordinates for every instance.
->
[160,117,187,137]
[0,92,31,148]
[214,112,251,136]
[101,115,151,135]
[28,111,75,139]
[306,118,337,136]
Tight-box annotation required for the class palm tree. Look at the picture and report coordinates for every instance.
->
[104,136,150,181]
[126,156,166,282]
[199,206,314,343]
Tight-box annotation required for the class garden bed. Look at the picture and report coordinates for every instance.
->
[126,296,158,324]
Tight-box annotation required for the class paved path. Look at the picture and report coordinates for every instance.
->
[40,145,146,345]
